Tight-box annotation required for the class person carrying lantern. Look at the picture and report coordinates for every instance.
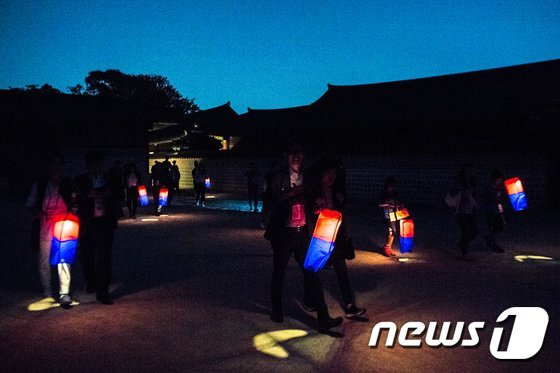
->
[306,157,365,319]
[263,143,342,332]
[26,153,74,309]
[378,176,408,256]
[73,150,120,305]
[192,161,207,207]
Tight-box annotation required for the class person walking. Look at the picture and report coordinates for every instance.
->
[483,170,506,253]
[26,153,74,308]
[264,143,342,332]
[73,150,120,304]
[171,160,181,196]
[151,161,163,215]
[378,176,407,256]
[247,162,261,212]
[192,161,207,207]
[125,163,142,219]
[307,158,366,319]
[447,163,479,258]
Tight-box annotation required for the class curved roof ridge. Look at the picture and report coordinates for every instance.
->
[247,104,312,113]
[325,58,560,90]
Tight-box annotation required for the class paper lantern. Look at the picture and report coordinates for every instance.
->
[304,209,343,272]
[504,178,527,211]
[158,187,168,206]
[389,208,410,222]
[138,185,149,206]
[205,178,211,189]
[50,213,79,265]
[399,219,414,253]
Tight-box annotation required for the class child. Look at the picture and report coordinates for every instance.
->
[483,170,506,253]
[379,176,406,256]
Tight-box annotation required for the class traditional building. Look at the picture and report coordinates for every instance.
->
[148,102,240,155]
[235,59,560,155]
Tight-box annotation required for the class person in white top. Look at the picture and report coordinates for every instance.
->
[26,154,74,309]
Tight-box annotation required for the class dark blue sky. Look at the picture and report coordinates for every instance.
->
[1,1,559,113]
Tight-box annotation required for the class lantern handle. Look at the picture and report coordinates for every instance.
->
[57,211,70,241]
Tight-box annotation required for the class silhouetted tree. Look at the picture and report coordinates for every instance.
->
[84,69,199,118]
[9,84,62,94]
[67,84,84,95]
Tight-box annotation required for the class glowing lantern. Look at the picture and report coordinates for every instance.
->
[205,178,211,189]
[304,210,343,272]
[389,208,409,222]
[158,187,168,206]
[399,219,414,253]
[138,185,149,206]
[50,213,79,265]
[504,178,527,211]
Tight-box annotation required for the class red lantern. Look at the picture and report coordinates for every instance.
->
[158,187,168,206]
[505,178,523,195]
[138,185,149,206]
[504,178,527,211]
[399,219,414,253]
[304,209,343,272]
[50,213,80,264]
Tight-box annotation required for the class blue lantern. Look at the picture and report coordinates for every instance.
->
[505,178,528,211]
[304,210,342,272]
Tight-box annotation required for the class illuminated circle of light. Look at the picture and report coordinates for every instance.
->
[253,329,309,359]
[27,297,80,311]
[514,255,554,263]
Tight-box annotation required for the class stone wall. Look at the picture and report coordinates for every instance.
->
[150,153,549,207]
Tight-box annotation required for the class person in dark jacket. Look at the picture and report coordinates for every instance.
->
[26,153,74,309]
[192,161,207,207]
[247,162,261,212]
[448,163,479,258]
[307,158,365,319]
[483,170,506,253]
[264,143,342,332]
[73,150,119,304]
[171,160,181,196]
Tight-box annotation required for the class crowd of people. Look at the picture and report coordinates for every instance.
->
[260,143,511,330]
[25,146,511,333]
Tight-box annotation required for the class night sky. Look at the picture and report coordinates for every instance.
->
[1,0,559,113]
